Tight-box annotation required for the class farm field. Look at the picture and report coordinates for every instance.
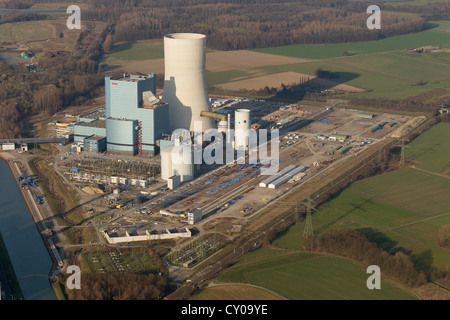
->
[253,28,450,59]
[0,18,106,51]
[273,168,450,268]
[255,50,450,98]
[215,249,418,300]
[100,22,450,99]
[273,123,450,268]
[404,122,450,175]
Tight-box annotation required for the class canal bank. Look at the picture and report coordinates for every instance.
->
[0,154,56,300]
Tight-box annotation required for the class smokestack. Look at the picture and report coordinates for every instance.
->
[162,33,214,133]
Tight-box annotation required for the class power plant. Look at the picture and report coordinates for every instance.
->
[72,32,254,187]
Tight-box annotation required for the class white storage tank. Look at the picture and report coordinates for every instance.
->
[161,145,194,182]
[234,109,250,151]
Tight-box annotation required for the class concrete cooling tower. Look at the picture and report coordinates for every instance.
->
[162,33,214,133]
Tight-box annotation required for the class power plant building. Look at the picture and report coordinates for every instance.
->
[74,120,106,143]
[105,74,169,155]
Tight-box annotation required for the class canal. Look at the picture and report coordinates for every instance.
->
[0,158,56,300]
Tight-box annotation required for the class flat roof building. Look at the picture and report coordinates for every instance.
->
[105,73,169,155]
[357,113,374,119]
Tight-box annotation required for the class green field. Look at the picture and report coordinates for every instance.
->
[253,28,450,60]
[100,21,450,99]
[249,24,450,98]
[404,122,450,175]
[107,40,165,61]
[274,168,450,267]
[216,249,418,300]
[274,123,450,268]
[254,50,450,98]
[0,20,55,43]
[388,0,450,7]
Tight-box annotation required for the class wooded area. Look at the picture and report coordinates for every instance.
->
[65,272,168,300]
[306,229,427,287]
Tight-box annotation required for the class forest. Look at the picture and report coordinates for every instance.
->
[64,272,168,300]
[0,0,435,50]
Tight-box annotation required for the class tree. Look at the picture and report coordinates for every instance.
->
[438,225,450,248]
[102,34,114,53]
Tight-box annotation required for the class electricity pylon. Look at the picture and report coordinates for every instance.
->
[303,194,315,238]
[395,137,410,166]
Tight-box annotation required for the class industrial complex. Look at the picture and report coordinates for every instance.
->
[0,32,418,285]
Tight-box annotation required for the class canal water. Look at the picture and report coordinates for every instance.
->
[0,158,56,300]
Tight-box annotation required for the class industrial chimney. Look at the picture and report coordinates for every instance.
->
[162,33,214,133]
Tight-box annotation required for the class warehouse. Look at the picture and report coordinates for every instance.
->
[366,124,381,134]
[357,113,374,119]
[101,227,191,244]
[384,122,396,128]
[331,146,342,155]
[268,166,306,189]
[328,134,348,142]
[335,146,352,155]
[259,164,296,187]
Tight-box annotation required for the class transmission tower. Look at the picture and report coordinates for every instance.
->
[400,138,405,166]
[395,137,410,166]
[294,202,301,223]
[303,195,315,238]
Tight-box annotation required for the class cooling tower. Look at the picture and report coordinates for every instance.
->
[234,109,251,151]
[162,33,214,133]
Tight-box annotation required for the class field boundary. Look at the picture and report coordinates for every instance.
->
[205,282,288,300]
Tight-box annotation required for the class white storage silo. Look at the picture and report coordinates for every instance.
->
[234,109,251,151]
[162,33,214,132]
[161,145,194,182]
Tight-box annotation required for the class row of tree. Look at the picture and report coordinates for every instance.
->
[108,5,426,50]
[65,272,168,300]
[348,88,449,114]
[306,229,428,287]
